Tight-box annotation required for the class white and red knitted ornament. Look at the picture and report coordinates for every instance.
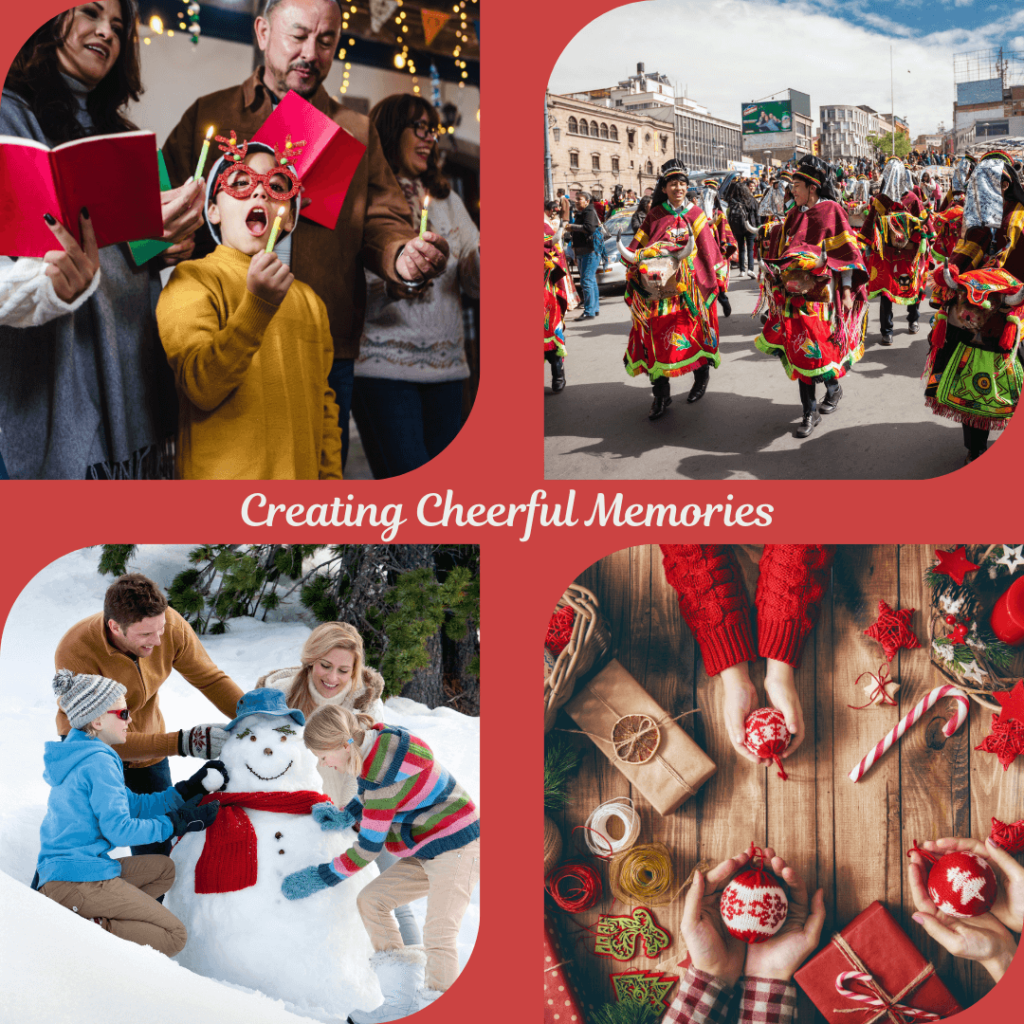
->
[908,842,998,919]
[719,844,789,943]
[744,707,791,779]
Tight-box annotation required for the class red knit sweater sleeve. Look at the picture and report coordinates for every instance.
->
[660,545,756,677]
[755,545,836,667]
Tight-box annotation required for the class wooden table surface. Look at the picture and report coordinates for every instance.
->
[546,544,1024,1021]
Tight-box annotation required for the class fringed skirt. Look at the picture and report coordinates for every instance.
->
[924,315,1022,431]
[755,290,866,385]
[623,287,721,380]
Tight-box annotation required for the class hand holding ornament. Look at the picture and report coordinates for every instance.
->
[743,850,825,982]
[763,660,805,758]
[907,842,1019,981]
[679,849,753,986]
[720,665,764,765]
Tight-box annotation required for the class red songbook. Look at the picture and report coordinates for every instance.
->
[795,901,962,1024]
[251,90,366,230]
[0,131,163,257]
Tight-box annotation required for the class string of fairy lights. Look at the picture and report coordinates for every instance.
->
[142,2,478,122]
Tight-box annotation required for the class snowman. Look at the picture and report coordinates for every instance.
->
[165,689,382,1019]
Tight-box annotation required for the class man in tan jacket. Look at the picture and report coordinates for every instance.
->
[160,0,450,471]
[54,574,244,856]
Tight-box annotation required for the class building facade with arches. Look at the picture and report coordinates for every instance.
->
[546,92,674,200]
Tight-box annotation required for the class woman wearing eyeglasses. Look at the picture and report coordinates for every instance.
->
[352,95,481,479]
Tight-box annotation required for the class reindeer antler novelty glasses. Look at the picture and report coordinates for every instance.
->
[212,131,305,201]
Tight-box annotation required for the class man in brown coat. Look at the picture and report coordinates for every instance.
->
[160,0,450,470]
[54,574,244,856]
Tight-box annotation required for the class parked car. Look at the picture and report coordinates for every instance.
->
[594,210,635,292]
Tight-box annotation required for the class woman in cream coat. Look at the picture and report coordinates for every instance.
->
[257,621,421,945]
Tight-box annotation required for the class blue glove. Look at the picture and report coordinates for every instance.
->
[281,863,343,900]
[311,801,357,831]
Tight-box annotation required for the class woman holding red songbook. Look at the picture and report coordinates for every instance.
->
[0,1,204,480]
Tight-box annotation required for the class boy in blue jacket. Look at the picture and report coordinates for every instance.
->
[36,669,227,955]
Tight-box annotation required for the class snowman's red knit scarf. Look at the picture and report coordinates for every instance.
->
[192,791,330,893]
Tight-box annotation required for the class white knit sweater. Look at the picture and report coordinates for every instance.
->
[354,184,480,383]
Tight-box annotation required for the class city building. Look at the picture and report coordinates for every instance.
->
[953,49,1024,139]
[740,89,813,165]
[557,64,742,179]
[818,104,881,162]
[546,91,675,199]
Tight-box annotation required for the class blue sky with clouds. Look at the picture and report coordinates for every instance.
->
[548,0,1024,136]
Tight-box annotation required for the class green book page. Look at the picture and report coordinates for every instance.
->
[128,149,172,266]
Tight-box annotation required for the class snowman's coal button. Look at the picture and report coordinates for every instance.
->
[275,832,283,839]
[279,849,285,854]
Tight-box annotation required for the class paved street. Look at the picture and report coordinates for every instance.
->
[543,274,977,480]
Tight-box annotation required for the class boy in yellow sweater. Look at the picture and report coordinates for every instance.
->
[156,136,342,479]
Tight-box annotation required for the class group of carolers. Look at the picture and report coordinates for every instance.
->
[543,151,1024,463]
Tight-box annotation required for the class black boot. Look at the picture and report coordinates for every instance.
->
[963,424,989,464]
[550,356,566,393]
[819,382,842,415]
[717,291,732,318]
[649,378,672,420]
[794,381,821,437]
[687,364,710,404]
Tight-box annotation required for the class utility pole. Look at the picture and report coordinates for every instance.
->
[544,93,554,200]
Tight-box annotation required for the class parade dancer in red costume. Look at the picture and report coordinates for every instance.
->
[860,158,934,346]
[756,155,868,438]
[925,150,1024,463]
[619,160,727,421]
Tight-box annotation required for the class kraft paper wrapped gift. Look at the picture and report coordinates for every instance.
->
[795,901,962,1024]
[564,658,716,815]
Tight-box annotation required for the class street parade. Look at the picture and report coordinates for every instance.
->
[543,12,1024,480]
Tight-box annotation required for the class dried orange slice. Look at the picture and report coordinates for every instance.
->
[612,714,660,763]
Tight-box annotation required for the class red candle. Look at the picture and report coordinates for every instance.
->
[990,576,1024,645]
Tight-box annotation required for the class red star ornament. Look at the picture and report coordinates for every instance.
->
[989,817,1024,853]
[863,601,922,663]
[975,713,1024,770]
[934,546,980,586]
[992,679,1024,724]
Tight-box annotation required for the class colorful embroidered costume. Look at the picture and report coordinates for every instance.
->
[924,152,1024,453]
[755,198,867,385]
[544,224,567,359]
[861,188,934,306]
[622,201,726,381]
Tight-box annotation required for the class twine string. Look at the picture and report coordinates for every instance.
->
[584,797,641,859]
[546,862,602,913]
[849,665,898,709]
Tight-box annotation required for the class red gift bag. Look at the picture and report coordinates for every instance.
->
[544,912,587,1024]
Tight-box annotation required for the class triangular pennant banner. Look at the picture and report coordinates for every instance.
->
[369,0,398,34]
[421,8,451,47]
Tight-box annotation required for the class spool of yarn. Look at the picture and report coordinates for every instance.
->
[546,862,602,913]
[544,815,563,876]
[609,842,676,906]
[584,797,641,858]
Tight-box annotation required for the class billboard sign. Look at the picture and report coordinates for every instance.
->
[742,100,793,135]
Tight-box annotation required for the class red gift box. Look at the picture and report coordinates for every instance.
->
[795,901,962,1024]
[545,912,587,1024]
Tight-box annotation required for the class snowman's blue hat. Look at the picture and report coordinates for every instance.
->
[226,688,305,731]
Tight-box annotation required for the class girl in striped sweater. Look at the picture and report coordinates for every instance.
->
[281,705,480,1023]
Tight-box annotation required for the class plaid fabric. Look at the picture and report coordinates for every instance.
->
[738,976,798,1024]
[662,967,736,1024]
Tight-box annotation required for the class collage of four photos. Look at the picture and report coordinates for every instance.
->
[0,2,1023,1024]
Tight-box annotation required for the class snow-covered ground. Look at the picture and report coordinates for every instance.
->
[0,546,480,1023]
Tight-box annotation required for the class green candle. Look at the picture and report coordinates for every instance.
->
[419,194,430,239]
[265,205,286,253]
[193,125,214,183]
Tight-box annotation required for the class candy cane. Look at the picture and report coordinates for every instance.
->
[834,972,941,1021]
[849,685,969,783]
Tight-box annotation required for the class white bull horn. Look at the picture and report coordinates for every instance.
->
[617,238,639,264]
